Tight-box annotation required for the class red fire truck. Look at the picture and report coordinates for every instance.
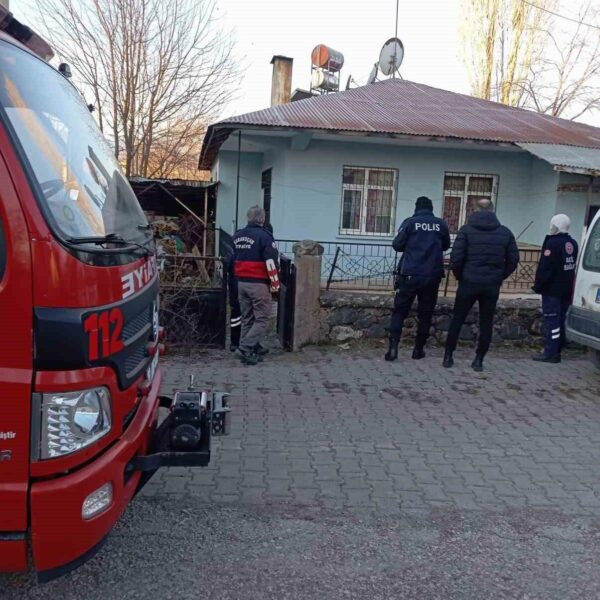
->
[0,8,228,581]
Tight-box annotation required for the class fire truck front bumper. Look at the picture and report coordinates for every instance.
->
[30,369,163,581]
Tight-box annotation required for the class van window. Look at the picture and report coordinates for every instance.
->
[583,217,600,272]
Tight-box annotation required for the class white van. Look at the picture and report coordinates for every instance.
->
[566,210,600,368]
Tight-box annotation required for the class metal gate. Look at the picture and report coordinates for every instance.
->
[277,255,296,350]
[159,254,227,348]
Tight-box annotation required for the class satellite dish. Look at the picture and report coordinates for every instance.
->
[378,37,404,77]
[367,62,379,85]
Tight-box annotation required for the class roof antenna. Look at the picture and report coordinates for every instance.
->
[393,0,400,79]
[367,0,404,85]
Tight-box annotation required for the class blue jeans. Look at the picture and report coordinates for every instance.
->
[542,295,570,357]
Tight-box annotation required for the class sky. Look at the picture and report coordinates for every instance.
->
[9,0,598,124]
[213,0,470,118]
[10,0,471,119]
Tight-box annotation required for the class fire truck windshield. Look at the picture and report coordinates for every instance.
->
[0,39,151,249]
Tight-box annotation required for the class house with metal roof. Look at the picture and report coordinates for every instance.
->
[200,60,600,249]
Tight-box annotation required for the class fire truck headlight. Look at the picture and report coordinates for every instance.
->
[74,390,104,434]
[39,387,112,459]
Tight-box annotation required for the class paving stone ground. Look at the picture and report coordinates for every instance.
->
[145,345,600,516]
[5,345,600,599]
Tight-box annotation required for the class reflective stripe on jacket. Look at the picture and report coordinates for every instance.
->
[233,223,279,284]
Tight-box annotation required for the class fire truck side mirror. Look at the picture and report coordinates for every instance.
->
[58,62,72,78]
[0,217,5,282]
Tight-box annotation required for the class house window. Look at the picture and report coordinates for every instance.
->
[340,167,397,236]
[443,173,498,234]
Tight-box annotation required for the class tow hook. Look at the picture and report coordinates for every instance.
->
[129,376,231,490]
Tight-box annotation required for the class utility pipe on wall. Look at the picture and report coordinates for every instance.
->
[234,130,241,232]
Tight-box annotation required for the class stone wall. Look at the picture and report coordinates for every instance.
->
[320,291,544,347]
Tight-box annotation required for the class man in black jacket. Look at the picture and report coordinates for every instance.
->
[385,196,451,361]
[443,200,519,371]
[532,214,578,363]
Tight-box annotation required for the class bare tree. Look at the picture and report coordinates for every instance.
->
[460,0,600,120]
[33,0,239,178]
[520,1,600,118]
[461,0,555,106]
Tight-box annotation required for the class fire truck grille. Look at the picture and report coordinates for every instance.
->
[125,345,146,377]
[123,308,150,341]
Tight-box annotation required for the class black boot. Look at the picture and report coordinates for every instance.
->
[412,346,425,360]
[471,354,484,372]
[255,343,269,356]
[532,353,561,363]
[442,349,454,368]
[238,348,259,365]
[385,338,399,361]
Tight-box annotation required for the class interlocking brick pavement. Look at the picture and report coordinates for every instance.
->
[142,346,600,516]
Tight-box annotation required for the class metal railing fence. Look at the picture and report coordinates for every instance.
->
[277,239,541,294]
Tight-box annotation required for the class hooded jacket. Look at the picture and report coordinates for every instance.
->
[393,209,451,280]
[450,211,519,285]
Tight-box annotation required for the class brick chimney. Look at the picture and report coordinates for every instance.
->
[270,55,293,106]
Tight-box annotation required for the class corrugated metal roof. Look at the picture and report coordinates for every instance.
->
[516,143,600,175]
[199,79,600,168]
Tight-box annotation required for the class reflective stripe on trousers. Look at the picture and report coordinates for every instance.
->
[541,295,570,358]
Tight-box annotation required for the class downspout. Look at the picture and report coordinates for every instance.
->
[585,175,593,239]
[235,130,241,232]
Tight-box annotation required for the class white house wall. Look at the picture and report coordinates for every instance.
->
[216,137,561,246]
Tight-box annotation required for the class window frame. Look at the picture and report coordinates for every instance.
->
[442,172,499,234]
[582,215,600,273]
[339,166,397,236]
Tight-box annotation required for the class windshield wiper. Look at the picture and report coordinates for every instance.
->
[66,233,153,256]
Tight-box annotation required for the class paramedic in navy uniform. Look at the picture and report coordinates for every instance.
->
[532,214,579,363]
[385,196,451,361]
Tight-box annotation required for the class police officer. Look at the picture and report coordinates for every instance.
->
[233,206,280,365]
[385,196,450,361]
[532,214,579,363]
